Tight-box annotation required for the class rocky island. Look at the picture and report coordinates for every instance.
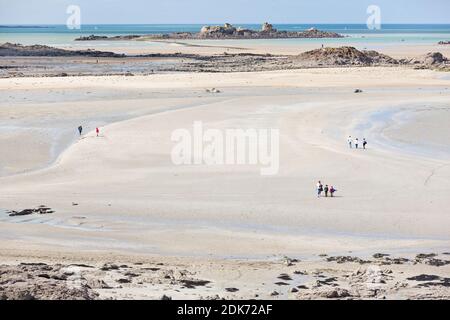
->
[75,23,344,41]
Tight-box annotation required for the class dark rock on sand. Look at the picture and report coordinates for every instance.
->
[278,274,293,281]
[68,264,95,269]
[407,274,441,281]
[326,256,371,264]
[86,278,113,289]
[407,52,448,65]
[116,278,131,284]
[414,254,450,267]
[424,259,450,267]
[75,35,108,41]
[416,253,437,259]
[414,276,450,288]
[180,279,211,289]
[76,34,142,41]
[317,277,339,286]
[8,206,53,216]
[320,288,352,299]
[100,263,120,271]
[294,270,307,275]
[225,288,239,292]
[274,282,290,286]
[381,257,411,265]
[373,253,390,259]
[142,267,161,271]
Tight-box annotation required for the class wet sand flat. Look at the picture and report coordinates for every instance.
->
[0,67,449,299]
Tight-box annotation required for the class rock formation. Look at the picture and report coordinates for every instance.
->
[261,22,276,33]
[75,34,140,41]
[75,23,344,41]
[297,46,398,66]
[408,52,448,65]
[0,42,124,57]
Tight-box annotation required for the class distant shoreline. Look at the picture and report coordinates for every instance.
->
[0,25,52,28]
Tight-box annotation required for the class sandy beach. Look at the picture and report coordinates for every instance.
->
[1,38,450,299]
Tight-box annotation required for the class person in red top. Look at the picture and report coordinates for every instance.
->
[96,127,99,137]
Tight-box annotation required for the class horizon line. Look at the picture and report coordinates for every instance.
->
[2,22,450,26]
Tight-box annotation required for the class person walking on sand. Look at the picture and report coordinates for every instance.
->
[347,136,353,148]
[330,186,337,197]
[324,185,329,197]
[354,138,359,149]
[78,125,83,136]
[96,127,99,137]
[363,138,367,149]
[317,181,323,198]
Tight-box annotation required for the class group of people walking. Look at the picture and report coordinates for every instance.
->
[347,136,367,149]
[316,181,336,198]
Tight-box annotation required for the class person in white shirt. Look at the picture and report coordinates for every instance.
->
[316,181,323,198]
[347,136,353,148]
[354,138,359,149]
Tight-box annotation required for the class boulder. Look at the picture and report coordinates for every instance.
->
[423,52,447,65]
[261,22,276,33]
[409,52,448,65]
[200,23,236,36]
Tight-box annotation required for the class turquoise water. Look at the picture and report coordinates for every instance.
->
[1,24,450,47]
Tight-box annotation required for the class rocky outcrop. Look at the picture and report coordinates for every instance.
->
[75,35,108,41]
[75,23,344,41]
[261,22,275,33]
[199,23,238,37]
[297,47,398,66]
[0,43,125,57]
[438,41,450,45]
[196,24,344,39]
[75,34,142,41]
[407,52,448,65]
[7,206,53,216]
[0,263,98,300]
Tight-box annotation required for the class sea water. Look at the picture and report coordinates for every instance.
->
[1,24,449,48]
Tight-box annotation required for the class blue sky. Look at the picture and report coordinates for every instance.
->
[1,0,449,24]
